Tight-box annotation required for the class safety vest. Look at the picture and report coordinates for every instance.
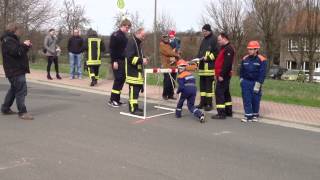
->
[86,38,101,65]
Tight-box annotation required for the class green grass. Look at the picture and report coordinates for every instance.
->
[2,57,320,108]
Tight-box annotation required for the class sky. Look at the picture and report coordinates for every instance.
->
[56,0,212,35]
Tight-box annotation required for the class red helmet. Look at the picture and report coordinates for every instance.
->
[176,59,188,67]
[169,30,176,37]
[247,41,260,49]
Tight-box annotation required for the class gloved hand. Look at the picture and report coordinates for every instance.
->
[140,86,144,93]
[253,82,261,93]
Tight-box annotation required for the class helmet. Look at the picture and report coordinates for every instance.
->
[247,41,260,49]
[176,59,188,67]
[169,30,176,37]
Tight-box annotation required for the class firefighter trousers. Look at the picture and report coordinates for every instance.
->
[110,61,126,103]
[215,78,232,116]
[88,65,100,82]
[176,90,203,119]
[199,76,215,107]
[129,85,142,113]
[241,79,262,118]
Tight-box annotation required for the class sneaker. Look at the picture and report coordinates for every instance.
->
[19,113,34,120]
[199,114,206,123]
[70,76,74,80]
[252,116,259,122]
[211,114,226,120]
[241,117,253,123]
[118,101,126,106]
[137,108,143,112]
[108,100,120,108]
[2,109,17,115]
[78,76,82,80]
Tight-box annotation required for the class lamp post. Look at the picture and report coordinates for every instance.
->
[153,0,158,66]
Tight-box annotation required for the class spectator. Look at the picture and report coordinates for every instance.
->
[44,28,62,80]
[68,29,84,79]
[1,23,34,120]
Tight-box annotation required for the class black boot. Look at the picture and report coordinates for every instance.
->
[196,96,206,109]
[56,74,62,80]
[47,74,53,80]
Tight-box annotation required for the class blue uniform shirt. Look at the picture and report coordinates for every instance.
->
[240,54,267,84]
[177,71,197,94]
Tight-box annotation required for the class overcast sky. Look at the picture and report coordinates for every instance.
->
[56,0,212,35]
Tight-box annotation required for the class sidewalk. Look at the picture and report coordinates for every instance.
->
[1,66,320,127]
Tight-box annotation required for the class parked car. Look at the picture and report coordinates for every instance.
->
[313,71,320,83]
[281,70,308,82]
[268,66,287,79]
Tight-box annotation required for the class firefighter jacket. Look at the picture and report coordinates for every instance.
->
[84,36,105,66]
[125,35,144,85]
[197,33,219,76]
[215,43,235,79]
[240,54,267,84]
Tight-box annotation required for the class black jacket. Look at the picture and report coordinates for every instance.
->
[109,30,128,63]
[67,36,84,54]
[1,32,30,78]
[197,33,219,75]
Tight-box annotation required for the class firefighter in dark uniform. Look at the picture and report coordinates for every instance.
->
[108,19,131,107]
[125,28,148,116]
[84,29,106,86]
[240,41,267,122]
[196,24,219,111]
[212,33,235,119]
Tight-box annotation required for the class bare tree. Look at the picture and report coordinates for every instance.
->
[60,0,90,35]
[248,0,291,68]
[156,11,176,34]
[202,0,246,74]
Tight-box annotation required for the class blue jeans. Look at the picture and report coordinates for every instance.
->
[1,74,28,115]
[69,53,82,78]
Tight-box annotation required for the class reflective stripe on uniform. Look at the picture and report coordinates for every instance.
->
[200,92,207,97]
[216,104,226,108]
[225,102,232,106]
[112,89,121,94]
[87,38,101,65]
[132,57,139,65]
[206,93,214,97]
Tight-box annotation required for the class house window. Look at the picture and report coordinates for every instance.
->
[288,39,298,51]
[303,62,310,70]
[287,61,297,70]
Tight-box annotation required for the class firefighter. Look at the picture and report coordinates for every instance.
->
[125,28,148,116]
[108,19,131,107]
[211,33,235,120]
[83,29,106,86]
[196,24,219,111]
[240,41,267,122]
[175,60,205,123]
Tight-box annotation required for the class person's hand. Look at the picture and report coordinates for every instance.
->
[218,76,224,82]
[143,58,148,65]
[24,40,32,46]
[113,62,119,70]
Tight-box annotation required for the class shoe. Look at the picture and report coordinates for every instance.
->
[94,80,98,85]
[211,114,226,120]
[47,74,53,80]
[56,74,62,80]
[226,113,233,117]
[70,76,74,80]
[137,108,143,112]
[162,96,168,100]
[118,101,126,106]
[204,105,213,111]
[19,113,34,120]
[108,100,120,108]
[131,111,143,116]
[252,116,259,122]
[2,109,17,115]
[78,76,82,80]
[199,114,206,123]
[241,117,253,123]
[175,114,182,118]
[90,81,95,86]
[195,104,204,109]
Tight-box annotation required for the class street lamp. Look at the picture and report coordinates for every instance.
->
[153,0,158,66]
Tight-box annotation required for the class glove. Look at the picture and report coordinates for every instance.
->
[253,82,261,93]
[240,78,243,83]
[140,86,144,93]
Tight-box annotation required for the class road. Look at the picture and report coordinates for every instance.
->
[0,78,319,180]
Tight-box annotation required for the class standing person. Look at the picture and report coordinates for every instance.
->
[175,60,205,123]
[108,19,131,107]
[125,28,148,116]
[168,30,181,53]
[83,29,106,86]
[67,29,84,79]
[196,24,219,111]
[1,23,33,120]
[44,28,62,80]
[211,33,235,119]
[160,33,180,100]
[240,41,267,122]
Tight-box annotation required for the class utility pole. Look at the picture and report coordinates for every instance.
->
[153,0,158,66]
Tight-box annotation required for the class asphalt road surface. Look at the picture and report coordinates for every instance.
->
[0,78,319,180]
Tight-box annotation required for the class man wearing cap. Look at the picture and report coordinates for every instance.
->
[240,41,267,122]
[196,24,219,111]
[160,33,180,100]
